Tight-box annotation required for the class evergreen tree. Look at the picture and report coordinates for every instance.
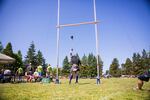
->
[36,50,44,65]
[25,41,37,71]
[81,54,88,66]
[132,53,143,75]
[80,54,89,77]
[109,58,120,77]
[142,49,147,59]
[0,41,3,53]
[123,58,133,75]
[141,49,149,71]
[88,53,97,77]
[17,50,22,60]
[80,65,89,78]
[131,50,150,75]
[3,42,13,57]
[17,50,24,71]
[147,49,150,69]
[62,56,70,76]
[88,53,96,67]
[132,53,138,75]
[98,55,103,76]
[12,53,23,73]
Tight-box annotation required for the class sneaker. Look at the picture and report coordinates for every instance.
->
[133,87,138,91]
[133,87,142,91]
[75,82,78,84]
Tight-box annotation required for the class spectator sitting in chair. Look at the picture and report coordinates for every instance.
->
[25,63,33,82]
[25,71,33,82]
[33,69,40,82]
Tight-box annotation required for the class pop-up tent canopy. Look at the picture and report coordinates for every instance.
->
[0,53,15,64]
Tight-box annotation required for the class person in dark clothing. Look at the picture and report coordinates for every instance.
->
[134,69,150,90]
[69,55,81,84]
[0,69,4,83]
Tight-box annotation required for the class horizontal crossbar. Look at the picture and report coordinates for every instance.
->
[56,21,99,28]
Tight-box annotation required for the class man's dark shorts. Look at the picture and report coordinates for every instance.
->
[138,75,149,82]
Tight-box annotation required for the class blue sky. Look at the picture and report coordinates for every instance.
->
[0,0,150,73]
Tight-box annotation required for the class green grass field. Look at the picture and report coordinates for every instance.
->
[0,78,150,100]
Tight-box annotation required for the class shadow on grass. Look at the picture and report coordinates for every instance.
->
[136,89,150,100]
[147,95,150,100]
[78,82,91,85]
[0,85,5,100]
[141,89,150,100]
[144,90,150,100]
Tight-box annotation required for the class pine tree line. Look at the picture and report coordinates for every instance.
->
[121,49,150,76]
[108,49,150,77]
[62,53,103,78]
[0,41,45,74]
[1,41,150,77]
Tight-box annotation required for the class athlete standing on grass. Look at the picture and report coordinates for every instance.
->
[69,48,81,84]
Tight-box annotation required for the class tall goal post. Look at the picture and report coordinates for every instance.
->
[56,0,101,84]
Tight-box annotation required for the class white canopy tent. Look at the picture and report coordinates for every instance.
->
[0,53,15,64]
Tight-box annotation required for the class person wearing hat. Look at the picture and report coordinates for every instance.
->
[134,69,150,90]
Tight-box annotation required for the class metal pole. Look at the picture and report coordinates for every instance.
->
[93,0,100,84]
[56,0,60,84]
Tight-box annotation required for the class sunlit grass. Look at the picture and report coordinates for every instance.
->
[0,78,150,100]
